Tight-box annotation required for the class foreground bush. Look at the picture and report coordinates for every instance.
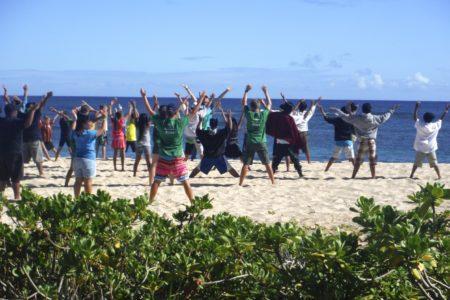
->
[0,183,449,299]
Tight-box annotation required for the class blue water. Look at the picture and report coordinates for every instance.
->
[26,96,449,163]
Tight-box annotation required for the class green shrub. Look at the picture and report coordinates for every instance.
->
[1,183,449,299]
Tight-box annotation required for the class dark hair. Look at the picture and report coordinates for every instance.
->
[341,106,348,113]
[75,114,89,133]
[99,105,105,110]
[158,105,168,119]
[280,102,293,114]
[137,113,149,141]
[4,104,17,116]
[350,103,358,112]
[362,103,372,114]
[249,100,259,111]
[113,111,122,130]
[423,112,435,123]
[298,102,308,112]
[167,104,176,118]
[210,118,218,129]
[80,105,90,115]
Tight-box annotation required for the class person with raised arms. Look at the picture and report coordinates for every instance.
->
[133,112,153,185]
[3,84,28,113]
[70,108,107,197]
[239,84,275,186]
[318,103,357,171]
[52,108,74,161]
[140,88,194,203]
[410,102,449,179]
[331,102,399,179]
[189,101,240,179]
[0,101,40,200]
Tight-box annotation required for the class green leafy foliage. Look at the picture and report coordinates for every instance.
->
[0,183,449,299]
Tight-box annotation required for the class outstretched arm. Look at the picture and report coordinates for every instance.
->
[3,85,10,104]
[242,84,252,107]
[237,110,245,129]
[304,97,320,119]
[182,84,198,104]
[23,103,39,128]
[440,104,450,121]
[414,101,420,121]
[96,111,107,137]
[20,84,28,111]
[37,91,53,110]
[215,87,231,102]
[226,110,233,130]
[191,92,206,116]
[293,99,305,111]
[280,92,287,103]
[318,104,327,118]
[140,88,156,116]
[81,100,96,112]
[261,85,272,110]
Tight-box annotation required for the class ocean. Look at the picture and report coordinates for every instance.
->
[25,96,450,163]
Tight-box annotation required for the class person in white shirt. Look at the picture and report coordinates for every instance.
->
[410,102,449,179]
[290,97,321,163]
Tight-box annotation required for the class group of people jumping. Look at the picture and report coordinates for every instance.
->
[0,84,448,202]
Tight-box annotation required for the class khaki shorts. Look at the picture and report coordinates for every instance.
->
[356,138,377,165]
[414,151,437,168]
[243,142,270,165]
[23,141,44,164]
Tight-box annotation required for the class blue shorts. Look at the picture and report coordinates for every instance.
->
[73,157,96,179]
[200,156,230,175]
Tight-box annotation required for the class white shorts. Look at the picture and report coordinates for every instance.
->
[331,145,355,160]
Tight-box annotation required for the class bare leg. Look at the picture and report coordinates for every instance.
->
[12,182,20,200]
[150,154,158,185]
[150,180,161,202]
[113,149,118,171]
[120,149,125,171]
[264,164,275,184]
[325,158,335,172]
[369,163,376,179]
[433,165,441,179]
[102,145,106,160]
[409,165,418,178]
[144,153,152,186]
[228,167,240,178]
[349,158,355,166]
[74,177,83,197]
[351,161,361,179]
[42,143,51,160]
[37,162,44,177]
[55,147,62,161]
[134,153,142,177]
[84,178,93,194]
[65,166,73,187]
[189,167,201,178]
[239,165,249,186]
[285,156,291,172]
[182,180,194,203]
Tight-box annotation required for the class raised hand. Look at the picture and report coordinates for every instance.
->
[226,86,232,92]
[140,88,147,98]
[392,104,400,110]
[261,85,268,93]
[23,84,28,91]
[245,84,252,93]
[416,101,421,106]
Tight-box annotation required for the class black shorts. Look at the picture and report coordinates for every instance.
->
[44,141,55,151]
[126,141,136,153]
[185,142,196,155]
[0,153,24,183]
[59,136,71,148]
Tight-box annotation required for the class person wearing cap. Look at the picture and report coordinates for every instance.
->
[140,88,194,202]
[410,102,449,179]
[0,102,40,199]
[239,84,275,186]
[331,102,399,179]
[318,103,357,171]
[189,103,240,179]
[17,91,53,177]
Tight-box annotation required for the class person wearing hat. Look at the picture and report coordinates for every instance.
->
[331,102,399,179]
[140,88,194,203]
[410,101,449,179]
[0,102,40,199]
[318,102,357,171]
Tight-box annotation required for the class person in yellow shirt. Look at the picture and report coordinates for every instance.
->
[125,108,138,153]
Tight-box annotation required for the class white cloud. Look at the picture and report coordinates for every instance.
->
[372,73,384,87]
[414,72,430,85]
[355,72,384,89]
[407,72,431,87]
[357,76,367,89]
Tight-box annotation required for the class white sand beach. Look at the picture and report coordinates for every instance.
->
[2,158,449,229]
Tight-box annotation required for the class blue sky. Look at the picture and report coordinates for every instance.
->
[1,0,449,100]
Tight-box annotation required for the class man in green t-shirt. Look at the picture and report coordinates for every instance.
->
[239,84,275,186]
[140,88,194,203]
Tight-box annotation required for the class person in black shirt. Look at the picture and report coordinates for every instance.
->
[18,91,53,176]
[318,103,357,171]
[52,108,74,161]
[189,108,240,178]
[0,103,40,199]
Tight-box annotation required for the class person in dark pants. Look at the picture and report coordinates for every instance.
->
[0,103,40,199]
[271,102,303,177]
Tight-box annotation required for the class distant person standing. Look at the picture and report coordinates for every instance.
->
[125,104,138,154]
[291,97,320,163]
[40,115,58,157]
[19,91,53,177]
[409,102,449,179]
[53,108,74,161]
[239,84,275,186]
[133,112,153,185]
[95,105,109,160]
[331,102,399,179]
[318,103,357,171]
[0,103,39,200]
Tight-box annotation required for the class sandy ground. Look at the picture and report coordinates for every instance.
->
[1,158,449,229]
